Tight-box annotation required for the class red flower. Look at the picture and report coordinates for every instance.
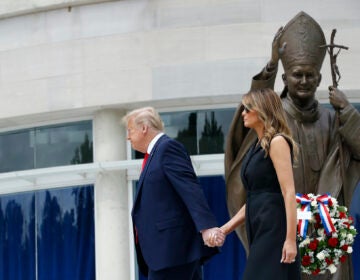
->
[302,255,312,266]
[328,237,338,247]
[325,258,333,265]
[314,213,321,223]
[341,245,349,251]
[309,240,318,251]
[340,255,347,263]
[312,268,321,275]
[339,212,346,219]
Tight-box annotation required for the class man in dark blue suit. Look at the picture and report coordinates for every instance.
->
[123,107,225,280]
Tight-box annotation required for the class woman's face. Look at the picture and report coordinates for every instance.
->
[241,103,262,129]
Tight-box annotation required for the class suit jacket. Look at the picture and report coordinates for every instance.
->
[132,135,219,275]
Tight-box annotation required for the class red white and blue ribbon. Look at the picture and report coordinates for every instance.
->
[316,194,336,235]
[296,193,336,238]
[296,193,311,238]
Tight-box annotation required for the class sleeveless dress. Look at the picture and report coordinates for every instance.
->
[241,139,301,280]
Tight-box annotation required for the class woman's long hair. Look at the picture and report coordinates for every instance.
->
[242,88,298,160]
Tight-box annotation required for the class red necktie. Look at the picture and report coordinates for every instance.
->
[141,153,149,171]
[136,153,149,243]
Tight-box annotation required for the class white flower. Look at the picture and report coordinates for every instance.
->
[303,237,311,245]
[316,251,326,260]
[317,229,325,237]
[347,247,353,254]
[334,249,342,256]
[330,197,338,206]
[328,264,337,274]
[347,234,354,242]
[311,200,317,207]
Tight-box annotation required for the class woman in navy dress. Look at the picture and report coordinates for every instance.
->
[220,88,301,279]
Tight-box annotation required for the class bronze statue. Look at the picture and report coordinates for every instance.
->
[225,11,360,280]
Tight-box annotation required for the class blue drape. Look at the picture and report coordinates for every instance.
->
[0,194,35,280]
[0,185,95,280]
[37,186,95,280]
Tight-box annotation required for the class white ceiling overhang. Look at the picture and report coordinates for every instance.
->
[0,154,224,195]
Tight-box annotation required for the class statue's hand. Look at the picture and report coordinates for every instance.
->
[269,26,286,68]
[328,86,349,110]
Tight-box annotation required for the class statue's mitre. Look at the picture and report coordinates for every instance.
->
[280,11,326,71]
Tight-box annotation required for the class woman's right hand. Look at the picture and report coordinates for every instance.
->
[280,238,297,264]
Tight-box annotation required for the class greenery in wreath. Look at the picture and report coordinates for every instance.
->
[296,193,357,275]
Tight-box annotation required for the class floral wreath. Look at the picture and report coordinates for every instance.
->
[296,193,357,275]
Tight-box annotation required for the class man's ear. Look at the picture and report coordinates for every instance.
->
[142,124,148,134]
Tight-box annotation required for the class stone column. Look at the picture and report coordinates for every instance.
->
[93,109,130,280]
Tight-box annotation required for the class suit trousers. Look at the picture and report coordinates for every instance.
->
[148,260,202,280]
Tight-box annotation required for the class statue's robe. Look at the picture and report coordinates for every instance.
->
[225,66,360,280]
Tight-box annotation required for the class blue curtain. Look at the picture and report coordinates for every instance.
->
[0,185,95,280]
[0,194,35,280]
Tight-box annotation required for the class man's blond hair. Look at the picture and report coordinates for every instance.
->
[122,107,164,132]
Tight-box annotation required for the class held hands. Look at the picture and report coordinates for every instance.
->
[280,239,297,264]
[328,86,349,110]
[201,227,226,247]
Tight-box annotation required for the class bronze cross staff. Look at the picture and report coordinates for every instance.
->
[320,29,349,88]
[320,29,349,193]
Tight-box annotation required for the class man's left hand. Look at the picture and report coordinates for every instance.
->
[201,227,225,247]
